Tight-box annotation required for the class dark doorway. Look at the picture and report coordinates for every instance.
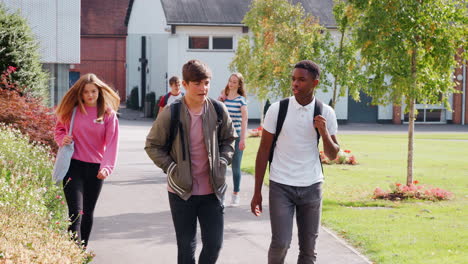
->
[69,71,80,88]
[139,36,148,108]
[347,91,378,123]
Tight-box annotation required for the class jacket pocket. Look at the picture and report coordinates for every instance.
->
[167,163,185,194]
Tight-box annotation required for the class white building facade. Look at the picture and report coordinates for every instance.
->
[126,0,457,123]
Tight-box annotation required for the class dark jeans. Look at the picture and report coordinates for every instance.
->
[268,181,323,264]
[168,192,224,264]
[63,159,103,247]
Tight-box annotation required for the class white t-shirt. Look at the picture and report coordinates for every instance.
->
[166,93,183,106]
[263,96,338,186]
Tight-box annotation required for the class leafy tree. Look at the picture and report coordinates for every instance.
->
[349,0,467,185]
[230,0,327,107]
[0,3,49,101]
[320,0,366,109]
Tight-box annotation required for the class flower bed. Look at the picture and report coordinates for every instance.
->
[373,181,453,201]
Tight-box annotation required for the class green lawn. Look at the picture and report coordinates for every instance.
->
[242,133,468,264]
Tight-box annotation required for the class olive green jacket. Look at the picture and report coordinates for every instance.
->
[145,97,237,201]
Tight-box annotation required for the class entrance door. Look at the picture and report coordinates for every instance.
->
[69,71,80,88]
[347,91,378,123]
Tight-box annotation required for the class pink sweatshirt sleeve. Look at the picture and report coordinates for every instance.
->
[54,120,68,147]
[100,111,119,174]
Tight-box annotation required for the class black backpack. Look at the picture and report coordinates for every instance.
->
[164,98,223,160]
[268,98,324,169]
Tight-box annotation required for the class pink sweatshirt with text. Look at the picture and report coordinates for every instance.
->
[54,106,119,174]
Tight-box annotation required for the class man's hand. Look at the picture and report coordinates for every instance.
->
[250,192,263,216]
[313,115,328,135]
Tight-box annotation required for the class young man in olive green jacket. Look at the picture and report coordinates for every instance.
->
[145,59,237,264]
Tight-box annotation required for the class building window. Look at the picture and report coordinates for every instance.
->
[188,36,234,51]
[188,36,209,49]
[404,108,445,123]
[213,37,233,50]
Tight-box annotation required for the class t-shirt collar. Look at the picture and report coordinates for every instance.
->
[291,96,315,111]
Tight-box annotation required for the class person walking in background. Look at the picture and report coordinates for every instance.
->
[250,60,340,264]
[218,73,248,206]
[145,60,237,264]
[159,76,183,113]
[54,73,120,247]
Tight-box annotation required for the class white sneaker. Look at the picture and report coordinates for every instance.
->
[231,193,240,207]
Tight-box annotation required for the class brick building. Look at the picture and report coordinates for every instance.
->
[72,0,129,102]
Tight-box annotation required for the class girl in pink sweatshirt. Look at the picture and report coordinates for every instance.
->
[54,73,120,247]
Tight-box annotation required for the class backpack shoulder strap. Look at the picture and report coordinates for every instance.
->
[166,100,186,160]
[209,98,224,142]
[209,98,224,123]
[313,98,323,146]
[164,92,171,105]
[313,98,324,173]
[269,98,289,164]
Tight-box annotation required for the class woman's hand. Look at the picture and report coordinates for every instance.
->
[239,139,246,151]
[97,168,109,180]
[62,135,73,145]
[218,94,227,102]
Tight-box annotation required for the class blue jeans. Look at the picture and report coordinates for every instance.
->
[168,192,224,264]
[231,138,244,193]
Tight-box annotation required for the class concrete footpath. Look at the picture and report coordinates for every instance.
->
[88,118,372,264]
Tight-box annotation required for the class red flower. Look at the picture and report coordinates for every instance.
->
[7,66,17,72]
[344,149,351,153]
[413,180,419,184]
[396,183,402,187]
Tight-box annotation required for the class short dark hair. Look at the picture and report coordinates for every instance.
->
[182,60,212,83]
[168,76,180,85]
[294,60,320,80]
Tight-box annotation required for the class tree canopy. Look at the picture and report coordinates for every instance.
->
[230,0,327,103]
[348,0,467,184]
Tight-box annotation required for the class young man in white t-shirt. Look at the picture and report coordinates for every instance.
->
[250,60,340,264]
[158,76,183,113]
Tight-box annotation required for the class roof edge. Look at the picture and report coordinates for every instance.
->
[124,0,134,26]
[167,22,245,27]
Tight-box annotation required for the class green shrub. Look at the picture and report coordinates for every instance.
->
[127,86,139,110]
[0,3,49,101]
[0,124,91,263]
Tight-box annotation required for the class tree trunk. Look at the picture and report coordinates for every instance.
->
[331,29,346,109]
[331,79,338,109]
[407,98,415,186]
[407,47,418,186]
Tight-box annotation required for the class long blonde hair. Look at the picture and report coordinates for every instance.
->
[223,73,246,98]
[55,73,120,123]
